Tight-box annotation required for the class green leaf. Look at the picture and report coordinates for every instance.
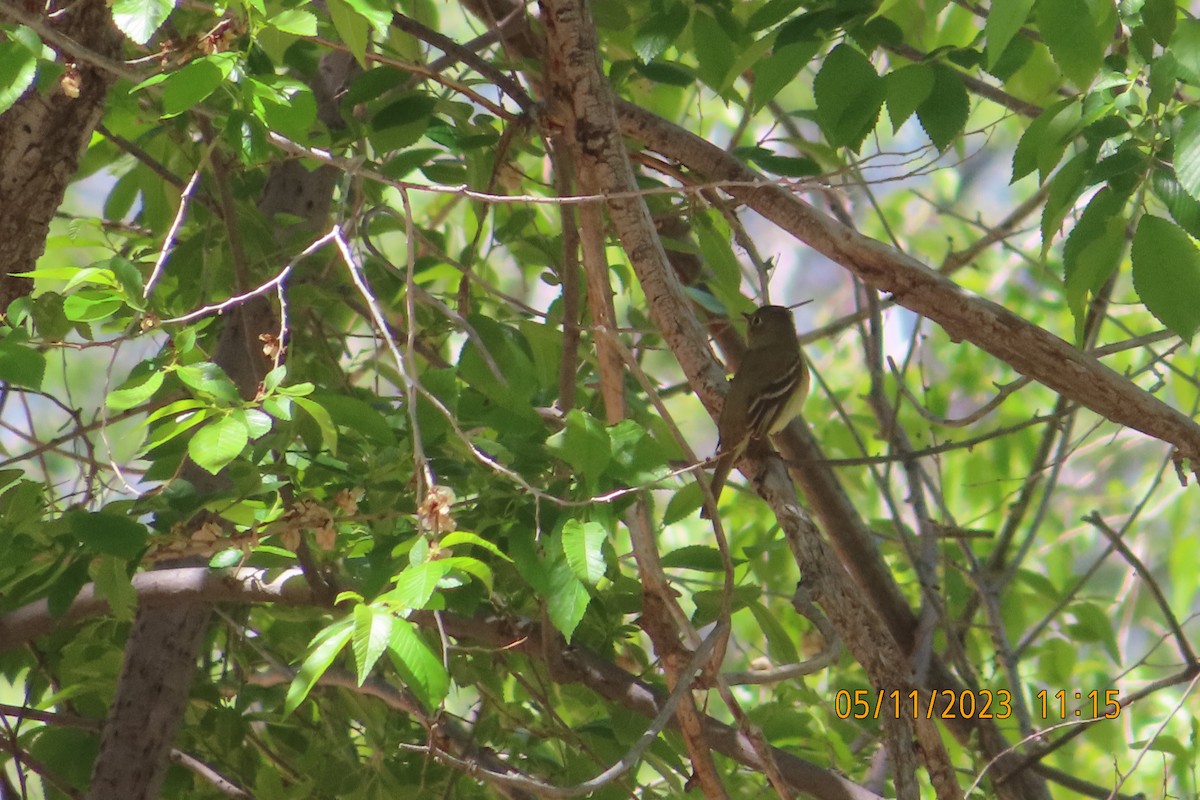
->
[1173,108,1200,204]
[813,43,884,151]
[885,63,934,131]
[633,60,696,87]
[1142,0,1176,46]
[176,362,242,403]
[1063,187,1126,329]
[0,26,40,117]
[352,604,393,685]
[47,558,90,618]
[660,544,726,571]
[0,342,46,390]
[747,0,803,32]
[90,556,137,620]
[438,530,512,561]
[387,618,449,709]
[328,0,371,66]
[634,2,690,63]
[985,0,1035,68]
[1040,151,1093,252]
[248,78,317,142]
[111,0,173,45]
[1170,19,1200,85]
[546,557,589,642]
[695,212,742,292]
[1131,215,1200,339]
[244,408,273,439]
[546,410,611,486]
[67,510,148,559]
[390,560,454,609]
[161,53,238,117]
[292,396,339,454]
[749,152,820,177]
[285,620,355,716]
[749,41,819,111]
[188,412,250,475]
[1011,98,1079,183]
[63,290,122,322]
[1066,602,1120,662]
[269,8,319,36]
[107,369,164,411]
[693,11,736,91]
[310,392,393,446]
[1036,0,1106,88]
[373,93,438,129]
[1151,169,1200,238]
[916,65,969,151]
[749,601,799,665]
[340,0,392,34]
[561,520,606,586]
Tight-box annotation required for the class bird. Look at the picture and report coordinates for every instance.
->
[702,305,809,518]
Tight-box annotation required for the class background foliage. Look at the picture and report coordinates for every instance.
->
[1,0,1199,798]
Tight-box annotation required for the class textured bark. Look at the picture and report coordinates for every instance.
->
[0,0,122,307]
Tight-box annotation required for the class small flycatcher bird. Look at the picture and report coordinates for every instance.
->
[702,305,809,518]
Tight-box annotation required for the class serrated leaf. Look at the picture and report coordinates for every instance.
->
[634,2,690,63]
[1171,19,1200,84]
[188,412,250,475]
[749,41,818,111]
[750,152,820,177]
[328,0,370,66]
[1041,151,1092,252]
[387,619,449,709]
[749,602,799,665]
[293,396,339,454]
[1151,169,1200,237]
[561,520,606,586]
[244,408,273,439]
[111,0,173,45]
[695,212,742,291]
[660,544,726,571]
[885,63,934,131]
[439,530,512,561]
[916,65,969,151]
[546,409,610,486]
[747,0,803,32]
[813,44,884,151]
[1012,98,1079,183]
[1173,108,1200,203]
[67,510,148,559]
[1131,215,1200,339]
[90,556,137,620]
[284,620,354,716]
[269,8,318,35]
[161,53,238,117]
[0,342,46,390]
[1141,0,1175,45]
[176,362,241,403]
[1036,0,1106,88]
[352,604,393,685]
[693,11,736,91]
[0,28,40,117]
[546,557,589,642]
[1063,187,1126,327]
[107,370,164,411]
[985,0,1035,68]
[634,60,696,86]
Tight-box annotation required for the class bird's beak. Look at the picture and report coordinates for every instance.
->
[741,312,753,322]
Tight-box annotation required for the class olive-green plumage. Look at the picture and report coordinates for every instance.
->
[703,305,808,517]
